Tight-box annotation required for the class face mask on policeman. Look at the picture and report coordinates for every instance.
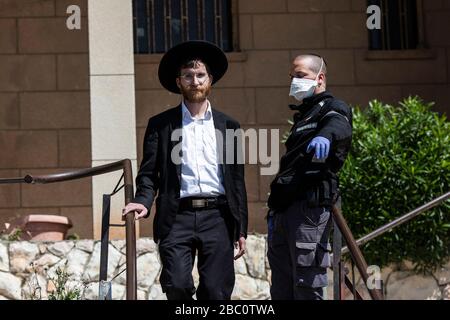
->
[289,57,324,102]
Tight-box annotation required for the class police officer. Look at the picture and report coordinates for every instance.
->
[267,54,352,300]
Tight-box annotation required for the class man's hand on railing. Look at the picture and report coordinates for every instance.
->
[122,203,148,220]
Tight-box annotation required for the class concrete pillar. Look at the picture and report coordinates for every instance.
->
[88,0,138,239]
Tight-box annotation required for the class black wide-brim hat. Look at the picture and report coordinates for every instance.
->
[158,40,228,94]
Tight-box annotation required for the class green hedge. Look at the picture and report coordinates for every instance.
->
[339,96,450,273]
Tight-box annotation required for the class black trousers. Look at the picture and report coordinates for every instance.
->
[268,199,332,300]
[158,206,235,300]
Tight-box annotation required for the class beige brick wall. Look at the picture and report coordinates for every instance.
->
[0,0,92,239]
[1,0,450,239]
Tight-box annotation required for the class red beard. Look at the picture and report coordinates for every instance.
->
[180,84,211,103]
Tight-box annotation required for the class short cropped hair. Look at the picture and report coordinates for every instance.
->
[295,54,328,75]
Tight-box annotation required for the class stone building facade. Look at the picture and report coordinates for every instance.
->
[1,0,450,239]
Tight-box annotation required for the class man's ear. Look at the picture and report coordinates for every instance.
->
[318,73,326,87]
[176,77,181,89]
[208,74,213,84]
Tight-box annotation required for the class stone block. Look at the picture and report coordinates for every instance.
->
[57,54,89,90]
[350,0,367,12]
[0,242,8,272]
[215,61,246,88]
[88,0,134,75]
[253,14,325,49]
[9,241,39,273]
[0,272,21,300]
[238,14,253,50]
[90,75,137,160]
[328,85,403,108]
[0,131,58,168]
[0,55,56,91]
[0,0,54,17]
[239,0,287,13]
[0,169,20,208]
[209,88,256,124]
[18,18,88,53]
[255,87,295,124]
[244,236,266,279]
[58,129,91,168]
[0,93,19,129]
[135,90,180,127]
[20,92,90,129]
[0,19,16,53]
[134,63,162,90]
[325,13,367,48]
[425,12,450,46]
[21,168,92,207]
[243,51,291,87]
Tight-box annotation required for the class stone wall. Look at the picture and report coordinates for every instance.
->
[0,0,92,238]
[0,235,448,300]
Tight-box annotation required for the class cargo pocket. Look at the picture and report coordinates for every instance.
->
[295,206,331,244]
[295,241,330,288]
[296,241,317,266]
[316,242,332,268]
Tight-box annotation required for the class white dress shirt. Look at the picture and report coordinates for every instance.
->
[180,101,225,198]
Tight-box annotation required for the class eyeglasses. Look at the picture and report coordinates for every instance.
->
[179,72,209,84]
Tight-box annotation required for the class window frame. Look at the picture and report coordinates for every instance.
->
[132,0,240,54]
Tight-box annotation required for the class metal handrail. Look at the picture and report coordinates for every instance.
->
[341,191,450,255]
[332,190,450,300]
[331,203,384,300]
[0,159,137,300]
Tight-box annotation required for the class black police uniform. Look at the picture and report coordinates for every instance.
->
[267,91,352,300]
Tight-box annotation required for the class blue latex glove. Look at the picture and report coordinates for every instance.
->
[306,136,330,160]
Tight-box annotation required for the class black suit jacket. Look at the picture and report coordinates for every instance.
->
[133,104,248,242]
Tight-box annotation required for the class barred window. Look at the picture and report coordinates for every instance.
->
[133,0,233,53]
[368,0,421,50]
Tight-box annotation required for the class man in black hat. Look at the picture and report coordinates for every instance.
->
[122,41,248,300]
[267,54,352,300]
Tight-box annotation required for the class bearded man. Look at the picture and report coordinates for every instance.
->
[122,41,248,300]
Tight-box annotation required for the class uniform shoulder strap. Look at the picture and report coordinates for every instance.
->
[317,98,350,123]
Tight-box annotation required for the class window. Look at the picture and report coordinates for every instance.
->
[368,0,421,50]
[133,0,233,54]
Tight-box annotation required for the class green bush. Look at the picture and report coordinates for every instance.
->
[339,96,450,273]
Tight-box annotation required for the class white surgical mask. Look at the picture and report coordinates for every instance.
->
[289,58,324,102]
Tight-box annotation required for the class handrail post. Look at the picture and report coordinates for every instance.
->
[123,159,137,300]
[331,202,384,300]
[332,210,344,300]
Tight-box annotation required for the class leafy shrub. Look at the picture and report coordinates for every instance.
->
[339,96,450,273]
[48,262,84,300]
